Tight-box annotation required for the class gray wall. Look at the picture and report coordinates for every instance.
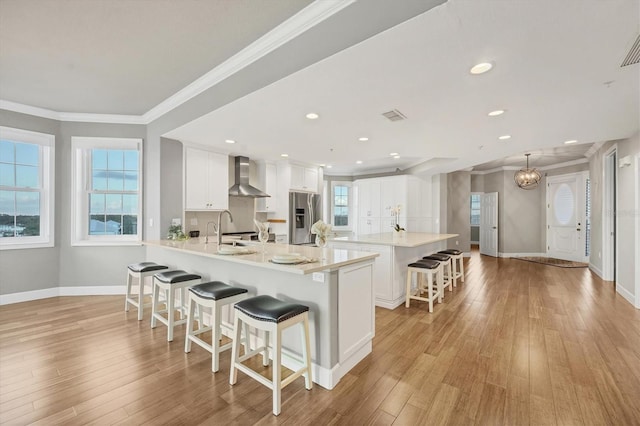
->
[0,109,146,294]
[589,134,639,300]
[446,172,470,253]
[0,110,61,294]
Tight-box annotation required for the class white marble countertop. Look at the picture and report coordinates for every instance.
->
[330,232,458,248]
[143,239,379,275]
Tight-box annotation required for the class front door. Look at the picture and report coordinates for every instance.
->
[546,172,589,262]
[480,192,498,257]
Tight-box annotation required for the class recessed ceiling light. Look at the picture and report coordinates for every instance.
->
[224,139,236,144]
[356,160,363,164]
[389,152,398,156]
[564,139,578,144]
[470,62,493,74]
[305,113,319,120]
[498,135,511,140]
[358,137,369,141]
[393,155,401,159]
[280,153,289,157]
[319,164,326,167]
[488,110,505,116]
[326,165,332,169]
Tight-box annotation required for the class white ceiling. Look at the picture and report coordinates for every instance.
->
[1,0,638,176]
[0,0,312,114]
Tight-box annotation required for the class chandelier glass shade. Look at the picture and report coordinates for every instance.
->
[514,153,541,190]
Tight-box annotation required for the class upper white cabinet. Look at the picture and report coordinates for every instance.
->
[290,164,318,193]
[354,175,437,234]
[184,147,229,210]
[255,162,278,212]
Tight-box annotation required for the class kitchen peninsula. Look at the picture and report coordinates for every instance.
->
[328,232,459,309]
[143,239,378,390]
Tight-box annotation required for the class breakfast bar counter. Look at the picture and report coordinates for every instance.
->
[143,239,378,390]
[328,232,459,309]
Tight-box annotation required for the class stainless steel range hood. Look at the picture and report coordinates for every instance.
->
[228,156,270,198]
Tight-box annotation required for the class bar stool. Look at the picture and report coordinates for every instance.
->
[184,281,249,372]
[406,258,443,312]
[151,270,201,341]
[439,249,464,285]
[423,252,453,291]
[125,262,168,320]
[229,295,313,416]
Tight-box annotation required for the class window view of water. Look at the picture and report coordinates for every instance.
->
[0,140,41,237]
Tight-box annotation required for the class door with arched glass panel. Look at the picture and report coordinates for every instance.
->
[546,172,589,262]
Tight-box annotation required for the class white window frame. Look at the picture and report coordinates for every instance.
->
[71,137,143,246]
[331,181,353,231]
[0,126,55,250]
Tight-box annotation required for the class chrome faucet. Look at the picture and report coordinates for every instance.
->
[217,210,233,246]
[205,221,217,244]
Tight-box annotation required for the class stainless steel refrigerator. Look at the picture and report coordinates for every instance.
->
[289,192,322,245]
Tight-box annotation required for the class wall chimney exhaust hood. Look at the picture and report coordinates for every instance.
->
[228,156,270,198]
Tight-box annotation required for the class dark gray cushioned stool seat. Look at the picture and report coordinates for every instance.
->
[235,295,309,323]
[128,262,168,273]
[439,249,462,256]
[189,281,248,300]
[423,253,450,262]
[408,259,440,269]
[154,270,201,284]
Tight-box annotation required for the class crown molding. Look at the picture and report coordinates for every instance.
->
[584,141,605,158]
[143,0,355,124]
[0,100,147,124]
[1,0,354,125]
[471,158,589,175]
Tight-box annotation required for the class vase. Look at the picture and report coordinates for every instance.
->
[315,234,327,248]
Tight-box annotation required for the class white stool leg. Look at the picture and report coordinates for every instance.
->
[447,260,453,291]
[427,272,434,313]
[150,279,159,328]
[272,327,282,416]
[167,287,175,342]
[184,296,196,353]
[125,271,133,312]
[262,330,270,366]
[405,269,412,307]
[137,273,145,320]
[459,256,465,282]
[301,314,312,390]
[229,314,242,385]
[212,302,222,372]
[451,257,458,287]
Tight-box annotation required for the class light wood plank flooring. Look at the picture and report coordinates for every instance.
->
[2,250,640,425]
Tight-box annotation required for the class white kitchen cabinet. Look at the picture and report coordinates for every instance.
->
[255,162,278,212]
[355,175,437,235]
[184,147,229,210]
[290,164,319,193]
[275,234,287,244]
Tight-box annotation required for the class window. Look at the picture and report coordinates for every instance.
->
[71,137,142,245]
[331,182,352,229]
[0,126,55,250]
[470,194,481,225]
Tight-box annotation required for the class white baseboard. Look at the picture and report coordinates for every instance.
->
[499,252,545,258]
[616,284,637,308]
[0,286,126,305]
[589,263,604,279]
[375,296,404,310]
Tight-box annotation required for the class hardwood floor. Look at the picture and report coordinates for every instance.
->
[2,251,640,425]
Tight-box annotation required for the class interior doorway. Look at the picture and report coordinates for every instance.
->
[603,147,617,282]
[480,192,498,257]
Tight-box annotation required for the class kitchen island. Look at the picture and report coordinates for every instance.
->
[144,239,378,390]
[328,232,458,309]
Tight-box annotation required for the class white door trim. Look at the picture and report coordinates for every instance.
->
[603,145,618,282]
[546,171,589,262]
[635,154,640,308]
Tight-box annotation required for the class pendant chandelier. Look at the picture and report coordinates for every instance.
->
[514,153,541,190]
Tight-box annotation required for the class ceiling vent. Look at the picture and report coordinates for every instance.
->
[621,34,640,67]
[382,109,407,121]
